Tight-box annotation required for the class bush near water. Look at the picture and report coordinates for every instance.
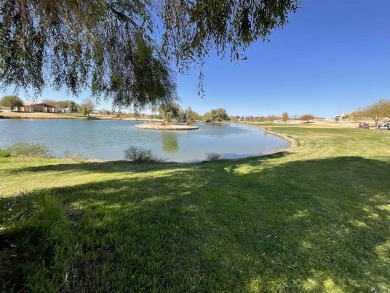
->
[5,142,54,158]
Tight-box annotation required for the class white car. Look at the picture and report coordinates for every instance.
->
[379,123,390,130]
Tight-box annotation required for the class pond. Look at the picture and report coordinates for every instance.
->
[0,119,290,162]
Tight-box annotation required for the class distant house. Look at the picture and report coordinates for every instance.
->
[334,113,349,121]
[23,102,57,113]
[0,106,12,112]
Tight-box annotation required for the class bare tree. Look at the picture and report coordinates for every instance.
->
[353,100,390,127]
[299,114,315,123]
[78,99,95,118]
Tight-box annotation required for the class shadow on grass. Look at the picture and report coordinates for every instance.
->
[9,160,187,174]
[1,156,389,292]
[9,151,292,175]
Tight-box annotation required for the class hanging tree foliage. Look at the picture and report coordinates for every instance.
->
[0,0,300,108]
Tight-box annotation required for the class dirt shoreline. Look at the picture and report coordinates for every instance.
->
[135,123,199,130]
[0,111,163,121]
[258,126,296,148]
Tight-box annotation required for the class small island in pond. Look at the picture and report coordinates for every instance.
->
[135,123,199,130]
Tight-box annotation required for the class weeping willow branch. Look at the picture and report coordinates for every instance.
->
[0,0,299,107]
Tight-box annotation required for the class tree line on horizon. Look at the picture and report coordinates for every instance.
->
[229,113,317,123]
[1,95,389,125]
[0,95,321,125]
[0,95,96,117]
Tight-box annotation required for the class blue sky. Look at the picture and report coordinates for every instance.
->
[178,0,390,118]
[5,0,390,118]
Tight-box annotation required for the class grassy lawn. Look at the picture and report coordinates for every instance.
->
[1,126,389,292]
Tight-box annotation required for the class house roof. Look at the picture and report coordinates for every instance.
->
[24,102,57,108]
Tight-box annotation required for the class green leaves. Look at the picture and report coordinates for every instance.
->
[0,95,23,110]
[159,102,180,123]
[0,0,299,107]
[162,0,300,66]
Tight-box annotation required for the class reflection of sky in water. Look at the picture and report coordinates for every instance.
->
[0,120,290,162]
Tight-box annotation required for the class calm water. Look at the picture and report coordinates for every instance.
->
[0,119,290,162]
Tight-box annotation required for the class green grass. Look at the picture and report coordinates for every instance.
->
[1,126,389,292]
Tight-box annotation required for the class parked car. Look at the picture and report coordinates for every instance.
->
[358,122,369,129]
[378,123,390,130]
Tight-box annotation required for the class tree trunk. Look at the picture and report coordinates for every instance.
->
[374,116,380,127]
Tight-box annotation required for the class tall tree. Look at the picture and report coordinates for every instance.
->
[183,107,202,124]
[0,0,299,107]
[203,112,213,123]
[78,98,95,118]
[66,100,77,113]
[159,102,180,123]
[203,108,228,123]
[211,108,229,122]
[282,112,289,123]
[353,100,390,127]
[56,100,71,112]
[0,95,24,111]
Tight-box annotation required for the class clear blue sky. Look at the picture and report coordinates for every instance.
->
[5,0,390,118]
[178,0,390,118]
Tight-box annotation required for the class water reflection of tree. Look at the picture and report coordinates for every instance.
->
[161,131,179,153]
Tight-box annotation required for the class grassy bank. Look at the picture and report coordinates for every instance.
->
[1,126,389,292]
